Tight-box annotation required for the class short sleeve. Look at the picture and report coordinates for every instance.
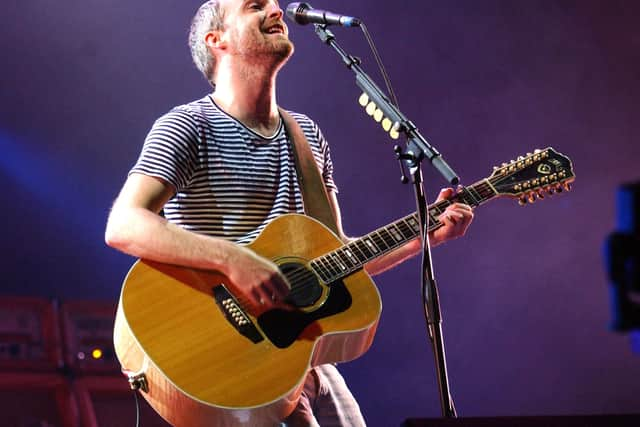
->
[129,107,200,192]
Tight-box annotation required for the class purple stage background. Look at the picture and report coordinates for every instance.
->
[1,0,638,425]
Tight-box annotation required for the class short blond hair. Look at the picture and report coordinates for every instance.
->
[189,1,225,86]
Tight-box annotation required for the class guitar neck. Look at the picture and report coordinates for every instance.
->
[309,178,498,283]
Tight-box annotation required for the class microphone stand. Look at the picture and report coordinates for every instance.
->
[312,24,458,417]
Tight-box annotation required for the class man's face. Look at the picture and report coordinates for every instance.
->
[217,0,294,64]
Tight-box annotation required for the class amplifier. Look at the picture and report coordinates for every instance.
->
[60,300,120,375]
[0,296,61,370]
[0,372,78,427]
[74,376,170,427]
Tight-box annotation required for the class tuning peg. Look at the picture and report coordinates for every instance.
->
[501,163,508,167]
[526,152,532,157]
[536,189,545,200]
[518,196,528,206]
[555,184,563,193]
[517,156,525,161]
[563,182,572,191]
[534,149,542,154]
[546,187,555,196]
[527,193,536,203]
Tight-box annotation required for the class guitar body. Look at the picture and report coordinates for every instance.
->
[114,214,382,427]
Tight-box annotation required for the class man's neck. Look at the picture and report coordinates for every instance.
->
[212,61,281,136]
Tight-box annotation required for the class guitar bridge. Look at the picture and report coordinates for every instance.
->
[213,286,264,344]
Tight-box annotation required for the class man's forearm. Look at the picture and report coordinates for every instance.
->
[105,206,236,275]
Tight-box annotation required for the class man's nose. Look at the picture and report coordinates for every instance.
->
[267,2,284,20]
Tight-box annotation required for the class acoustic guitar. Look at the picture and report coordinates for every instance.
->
[113,148,575,426]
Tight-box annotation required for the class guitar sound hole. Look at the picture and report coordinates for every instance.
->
[280,262,322,308]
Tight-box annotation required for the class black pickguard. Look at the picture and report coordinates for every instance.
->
[257,280,352,349]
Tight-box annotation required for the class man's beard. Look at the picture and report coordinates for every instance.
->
[230,27,295,64]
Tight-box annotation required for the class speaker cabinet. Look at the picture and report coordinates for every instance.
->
[74,376,170,427]
[60,301,119,375]
[0,297,61,371]
[0,372,78,427]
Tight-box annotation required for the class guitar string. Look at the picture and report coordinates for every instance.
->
[281,211,443,300]
[282,182,493,299]
[235,161,556,311]
[275,172,535,304]
[243,200,459,306]
[283,223,412,296]
[263,179,498,302]
[280,219,417,299]
[290,159,560,292]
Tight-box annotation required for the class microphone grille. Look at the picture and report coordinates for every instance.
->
[285,2,312,25]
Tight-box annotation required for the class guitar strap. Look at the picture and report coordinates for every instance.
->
[279,108,339,236]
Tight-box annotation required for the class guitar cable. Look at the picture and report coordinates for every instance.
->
[132,389,141,427]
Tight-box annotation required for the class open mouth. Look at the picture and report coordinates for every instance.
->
[265,24,285,35]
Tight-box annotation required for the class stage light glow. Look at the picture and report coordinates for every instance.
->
[92,348,103,359]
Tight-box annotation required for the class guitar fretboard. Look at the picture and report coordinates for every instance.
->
[310,179,498,283]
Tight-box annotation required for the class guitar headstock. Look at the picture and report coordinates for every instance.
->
[489,148,575,205]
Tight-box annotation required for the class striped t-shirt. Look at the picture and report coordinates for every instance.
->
[130,95,337,244]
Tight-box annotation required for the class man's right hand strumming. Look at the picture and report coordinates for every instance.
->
[223,244,291,315]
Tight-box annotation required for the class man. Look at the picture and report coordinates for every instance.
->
[105,1,473,425]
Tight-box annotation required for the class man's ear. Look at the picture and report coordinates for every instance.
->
[205,30,227,51]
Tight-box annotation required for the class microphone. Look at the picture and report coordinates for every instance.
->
[285,2,361,27]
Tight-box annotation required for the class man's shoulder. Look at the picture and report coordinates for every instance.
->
[283,109,318,130]
[170,94,214,118]
[153,95,221,128]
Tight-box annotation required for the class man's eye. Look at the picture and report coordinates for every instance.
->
[249,3,262,10]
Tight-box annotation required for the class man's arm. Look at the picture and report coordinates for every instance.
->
[105,173,289,314]
[326,188,474,276]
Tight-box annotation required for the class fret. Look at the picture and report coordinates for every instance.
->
[388,224,404,243]
[347,241,367,263]
[464,185,483,205]
[329,253,348,272]
[370,230,391,251]
[406,216,421,233]
[428,212,440,230]
[337,248,357,269]
[355,240,374,259]
[326,254,344,275]
[429,203,446,216]
[377,228,397,248]
[342,247,359,267]
[397,219,415,239]
[318,256,338,277]
[362,236,381,255]
[480,180,498,199]
[310,260,331,282]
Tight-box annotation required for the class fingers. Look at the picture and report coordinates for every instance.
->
[269,273,291,299]
[244,268,293,315]
[226,246,294,314]
[434,187,473,229]
[435,187,455,202]
[435,202,474,245]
